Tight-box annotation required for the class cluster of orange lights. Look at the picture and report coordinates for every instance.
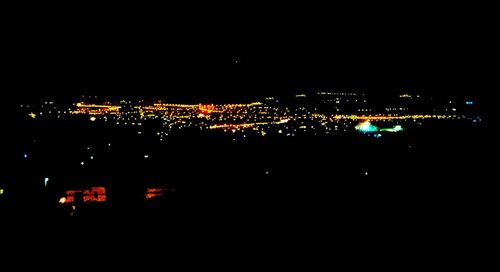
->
[209,118,290,130]
[59,187,106,204]
[198,104,217,115]
[73,103,120,115]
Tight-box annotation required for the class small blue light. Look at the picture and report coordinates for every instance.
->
[465,101,474,105]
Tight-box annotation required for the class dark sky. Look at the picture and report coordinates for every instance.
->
[4,5,495,103]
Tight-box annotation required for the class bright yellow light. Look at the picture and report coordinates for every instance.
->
[28,113,37,119]
[90,116,97,122]
[59,197,66,204]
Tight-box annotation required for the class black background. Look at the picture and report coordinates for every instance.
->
[4,3,496,103]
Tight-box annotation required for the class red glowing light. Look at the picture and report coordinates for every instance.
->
[145,188,168,199]
[62,187,106,204]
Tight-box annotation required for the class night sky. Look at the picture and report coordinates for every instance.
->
[4,5,495,103]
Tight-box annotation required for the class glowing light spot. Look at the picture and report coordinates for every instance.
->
[24,153,28,159]
[59,197,66,204]
[90,116,97,122]
[28,113,37,119]
[44,177,49,187]
[144,154,149,159]
[355,121,378,133]
[380,125,404,132]
[81,162,85,166]
[0,189,4,195]
[465,101,474,105]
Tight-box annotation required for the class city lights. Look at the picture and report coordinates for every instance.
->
[18,93,479,145]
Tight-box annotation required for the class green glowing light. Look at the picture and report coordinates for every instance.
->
[0,189,4,195]
[380,125,404,132]
[355,121,378,133]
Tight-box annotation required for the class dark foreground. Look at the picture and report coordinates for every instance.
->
[2,117,492,236]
